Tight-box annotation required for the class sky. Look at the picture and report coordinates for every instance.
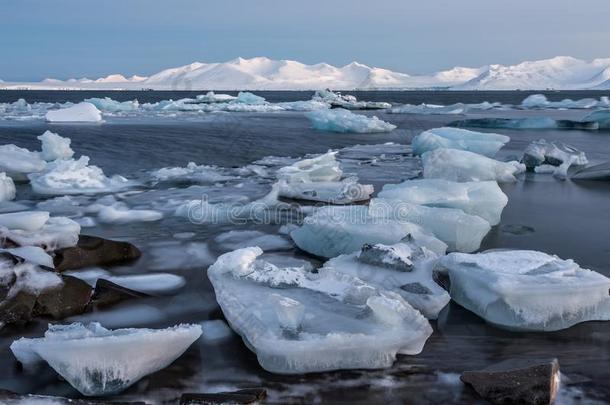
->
[1,0,610,81]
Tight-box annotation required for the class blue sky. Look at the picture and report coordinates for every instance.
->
[1,0,609,81]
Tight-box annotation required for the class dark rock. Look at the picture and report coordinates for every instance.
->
[461,358,560,405]
[0,388,147,404]
[54,235,141,272]
[88,278,149,310]
[33,275,92,319]
[0,290,37,327]
[180,388,267,405]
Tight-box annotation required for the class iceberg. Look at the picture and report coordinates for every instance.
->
[306,109,396,133]
[312,89,391,110]
[411,127,510,157]
[235,91,267,105]
[378,179,508,225]
[10,322,202,396]
[583,109,610,129]
[278,178,374,204]
[438,250,610,331]
[323,241,450,319]
[28,156,131,195]
[276,151,342,183]
[449,117,599,130]
[37,130,75,161]
[45,102,103,123]
[207,247,432,373]
[0,144,46,180]
[84,97,139,112]
[522,139,588,179]
[0,173,16,202]
[422,148,525,183]
[193,91,236,103]
[521,94,610,109]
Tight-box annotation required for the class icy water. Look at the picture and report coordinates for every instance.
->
[0,91,609,404]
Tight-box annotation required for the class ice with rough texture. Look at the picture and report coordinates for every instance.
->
[276,151,342,183]
[422,148,525,183]
[390,103,467,115]
[0,144,46,180]
[1,245,54,268]
[0,214,80,251]
[378,179,508,225]
[0,258,62,297]
[278,178,374,204]
[312,89,391,110]
[151,162,235,183]
[521,94,610,109]
[45,102,102,123]
[412,127,510,157]
[0,173,16,202]
[98,204,163,224]
[37,131,75,161]
[522,139,588,179]
[10,322,202,396]
[84,97,139,112]
[438,250,610,331]
[306,109,396,133]
[208,247,432,373]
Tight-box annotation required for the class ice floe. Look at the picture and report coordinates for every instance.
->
[521,94,610,109]
[412,127,510,157]
[207,247,432,373]
[97,204,163,224]
[37,130,75,161]
[306,109,396,133]
[151,162,236,184]
[312,89,391,110]
[10,322,202,395]
[0,256,62,296]
[278,178,373,204]
[45,102,103,123]
[84,97,139,112]
[583,109,610,129]
[438,250,610,331]
[0,144,46,181]
[66,268,186,294]
[572,162,610,181]
[276,151,342,183]
[522,139,588,179]
[214,230,293,251]
[0,173,16,202]
[449,117,599,130]
[0,212,80,251]
[422,148,525,183]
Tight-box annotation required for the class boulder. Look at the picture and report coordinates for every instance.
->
[88,278,149,309]
[0,290,37,327]
[180,388,267,405]
[33,275,92,319]
[54,235,141,271]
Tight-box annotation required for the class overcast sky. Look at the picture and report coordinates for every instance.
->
[2,0,609,81]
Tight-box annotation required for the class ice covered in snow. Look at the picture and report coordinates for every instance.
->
[194,91,237,103]
[0,144,46,180]
[306,109,396,133]
[449,117,599,130]
[0,213,80,251]
[521,94,610,109]
[208,247,432,373]
[422,148,525,183]
[37,130,74,161]
[45,102,102,123]
[522,139,588,179]
[290,205,447,258]
[411,127,510,157]
[312,89,391,110]
[378,179,508,226]
[278,178,374,204]
[10,322,202,396]
[0,173,16,202]
[0,258,62,297]
[151,162,236,183]
[277,151,342,183]
[84,97,139,112]
[98,204,163,224]
[438,250,610,331]
[369,198,492,253]
[28,156,131,195]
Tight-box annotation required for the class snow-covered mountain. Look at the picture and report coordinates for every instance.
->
[2,56,610,90]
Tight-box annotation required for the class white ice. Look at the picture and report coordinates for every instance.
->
[422,148,525,183]
[45,102,103,123]
[0,258,62,297]
[276,151,342,183]
[278,178,374,204]
[378,179,508,225]
[1,246,54,268]
[214,230,293,251]
[10,322,202,396]
[412,127,510,157]
[0,144,46,180]
[84,97,139,112]
[306,109,396,133]
[151,162,236,183]
[521,94,610,109]
[0,211,50,232]
[438,250,610,331]
[312,90,391,110]
[37,130,75,161]
[97,204,163,224]
[0,173,16,202]
[208,247,432,373]
[0,214,80,251]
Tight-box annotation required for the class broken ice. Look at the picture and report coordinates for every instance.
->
[306,109,396,133]
[412,127,509,157]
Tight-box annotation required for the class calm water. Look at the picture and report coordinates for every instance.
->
[0,91,609,404]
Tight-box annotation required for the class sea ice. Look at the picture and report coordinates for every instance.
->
[422,148,525,183]
[45,102,103,123]
[0,144,46,180]
[312,89,391,110]
[521,94,610,109]
[0,173,16,202]
[235,91,266,105]
[572,162,610,181]
[194,91,236,103]
[0,211,50,232]
[522,139,588,179]
[411,127,510,157]
[0,213,80,251]
[200,319,234,342]
[450,117,599,131]
[438,250,610,331]
[98,204,163,224]
[278,178,374,204]
[583,109,610,129]
[208,247,432,373]
[378,179,508,225]
[151,162,236,183]
[214,230,293,251]
[306,109,396,133]
[390,103,467,115]
[10,322,202,396]
[276,151,342,183]
[37,130,75,161]
[1,245,55,268]
[0,258,62,296]
[84,97,139,112]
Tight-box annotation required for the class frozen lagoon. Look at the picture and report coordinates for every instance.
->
[0,90,609,403]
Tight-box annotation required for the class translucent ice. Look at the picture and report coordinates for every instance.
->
[450,117,599,130]
[98,204,163,224]
[521,94,610,109]
[84,97,139,112]
[277,151,342,183]
[583,109,610,129]
[412,127,509,157]
[306,109,396,133]
[45,102,102,123]
[0,144,46,180]
[0,173,16,202]
[37,130,75,161]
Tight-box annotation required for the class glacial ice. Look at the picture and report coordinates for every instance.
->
[306,109,397,133]
[84,97,139,112]
[411,127,510,157]
[0,214,80,251]
[0,173,16,202]
[390,103,467,115]
[378,179,508,225]
[438,250,610,331]
[572,162,610,181]
[583,109,610,129]
[522,139,588,179]
[37,130,75,161]
[10,322,202,396]
[521,94,610,109]
[312,89,391,110]
[45,102,103,123]
[422,148,526,183]
[28,156,131,195]
[276,151,342,183]
[0,144,46,180]
[278,178,374,204]
[98,204,163,224]
[207,247,432,373]
[323,241,450,319]
[235,91,266,105]
[214,230,293,251]
[194,91,236,103]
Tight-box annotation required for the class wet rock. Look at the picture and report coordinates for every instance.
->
[88,278,149,309]
[54,235,141,272]
[0,290,37,327]
[33,275,92,319]
[0,388,147,404]
[180,388,267,405]
[461,358,560,405]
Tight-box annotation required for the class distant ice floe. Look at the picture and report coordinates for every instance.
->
[306,109,397,133]
[84,97,140,112]
[449,117,599,130]
[10,322,202,396]
[521,94,610,109]
[312,89,391,110]
[522,139,588,179]
[207,247,432,373]
[412,127,510,157]
[583,109,610,129]
[151,162,237,184]
[45,102,103,122]
[437,250,610,331]
[389,101,501,115]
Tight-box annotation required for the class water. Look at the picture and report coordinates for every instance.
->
[0,91,609,404]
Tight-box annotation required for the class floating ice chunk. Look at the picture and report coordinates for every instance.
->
[194,91,236,103]
[324,242,450,319]
[2,246,54,268]
[278,178,373,204]
[521,94,609,109]
[45,102,102,123]
[151,162,236,183]
[37,130,75,161]
[0,211,50,232]
[522,139,588,179]
[0,215,80,251]
[10,322,202,396]
[369,198,491,253]
[277,100,330,111]
[277,151,342,183]
[422,148,525,183]
[290,205,447,258]
[214,230,292,251]
[378,179,508,225]
[84,97,139,112]
[235,91,266,104]
[36,196,83,217]
[0,173,16,202]
[312,90,390,110]
[0,259,62,297]
[29,156,131,195]
[450,117,599,130]
[0,144,46,180]
[98,204,163,224]
[208,247,432,373]
[583,109,610,129]
[438,250,610,331]
[390,103,467,115]
[200,319,233,342]
[306,109,396,133]
[412,127,510,157]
